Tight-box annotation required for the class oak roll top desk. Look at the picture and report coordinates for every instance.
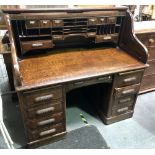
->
[3,7,148,148]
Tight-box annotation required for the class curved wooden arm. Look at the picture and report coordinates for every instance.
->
[4,15,22,86]
[119,10,148,64]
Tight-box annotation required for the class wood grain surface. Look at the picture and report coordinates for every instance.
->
[18,47,146,90]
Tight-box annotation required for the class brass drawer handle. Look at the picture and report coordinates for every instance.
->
[119,97,131,104]
[149,38,154,44]
[97,76,112,81]
[74,81,84,85]
[123,77,136,83]
[54,20,62,24]
[36,107,55,115]
[34,94,53,102]
[39,128,56,136]
[117,107,129,113]
[122,89,135,95]
[89,18,96,22]
[37,118,55,126]
[42,20,48,24]
[32,43,43,47]
[29,21,36,24]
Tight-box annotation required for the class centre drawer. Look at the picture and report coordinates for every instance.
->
[66,75,112,91]
[27,122,65,142]
[115,69,144,87]
[27,112,64,130]
[114,84,140,98]
[24,86,63,107]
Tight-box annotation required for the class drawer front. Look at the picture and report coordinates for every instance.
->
[147,33,155,47]
[115,70,144,87]
[115,84,140,98]
[52,19,63,27]
[112,105,133,116]
[137,33,155,47]
[40,20,51,28]
[24,86,63,107]
[144,60,155,76]
[67,75,112,91]
[137,33,149,47]
[27,112,64,130]
[21,40,53,54]
[113,95,136,107]
[148,46,155,61]
[27,102,63,119]
[140,74,155,92]
[25,20,39,29]
[27,122,65,142]
[88,18,98,25]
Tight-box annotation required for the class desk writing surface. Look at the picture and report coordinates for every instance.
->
[18,47,145,90]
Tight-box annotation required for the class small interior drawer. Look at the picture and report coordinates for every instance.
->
[27,122,65,142]
[88,18,98,25]
[115,69,144,87]
[115,84,140,98]
[27,112,64,130]
[24,85,63,107]
[21,39,54,54]
[25,20,39,29]
[107,17,116,24]
[40,20,51,28]
[52,19,63,27]
[27,102,63,118]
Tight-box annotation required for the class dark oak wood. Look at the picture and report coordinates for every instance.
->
[18,48,146,90]
[3,8,148,148]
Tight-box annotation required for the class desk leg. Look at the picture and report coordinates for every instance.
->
[3,53,14,91]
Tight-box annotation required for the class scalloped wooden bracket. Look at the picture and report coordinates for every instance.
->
[119,10,148,64]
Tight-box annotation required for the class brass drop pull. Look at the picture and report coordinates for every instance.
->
[37,118,55,126]
[98,76,111,81]
[117,107,129,113]
[122,89,135,95]
[123,77,136,83]
[30,21,35,24]
[32,43,43,47]
[149,38,154,44]
[119,97,131,104]
[42,20,48,24]
[34,94,53,102]
[36,107,55,115]
[39,128,56,136]
[74,81,84,85]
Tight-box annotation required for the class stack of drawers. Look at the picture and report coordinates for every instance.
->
[136,32,155,93]
[21,85,66,147]
[111,69,144,119]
